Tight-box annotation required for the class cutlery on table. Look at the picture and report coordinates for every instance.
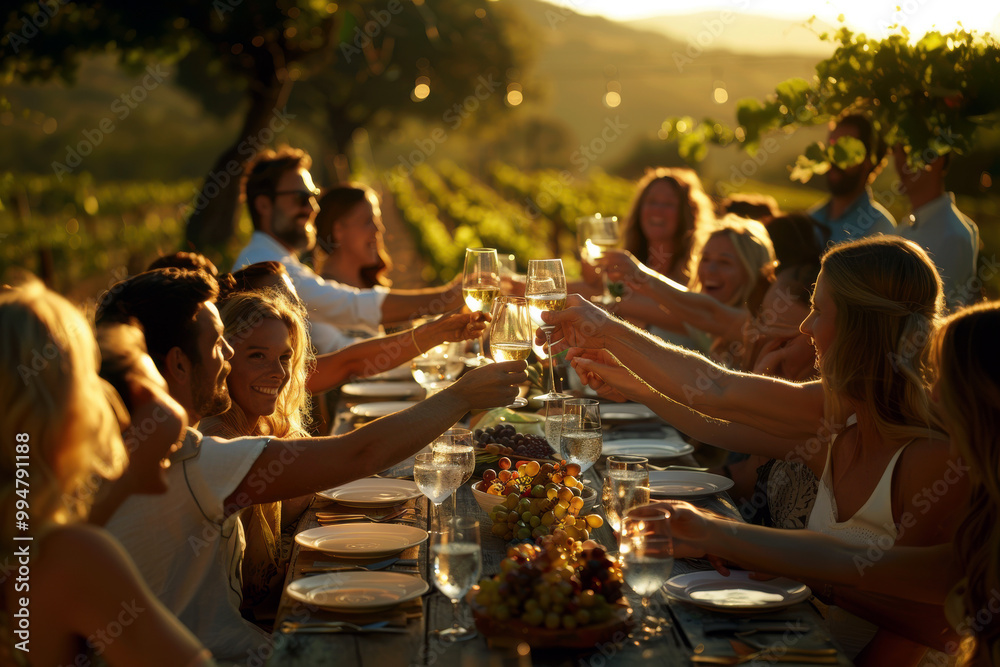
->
[300,557,418,574]
[647,464,710,472]
[315,508,417,523]
[730,638,839,658]
[278,620,408,634]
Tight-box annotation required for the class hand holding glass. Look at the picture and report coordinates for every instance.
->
[462,248,500,367]
[525,259,569,400]
[490,296,531,408]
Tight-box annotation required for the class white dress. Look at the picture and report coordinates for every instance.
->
[807,417,914,658]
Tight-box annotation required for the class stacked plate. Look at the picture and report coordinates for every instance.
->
[317,478,422,507]
[341,381,423,401]
[648,471,734,498]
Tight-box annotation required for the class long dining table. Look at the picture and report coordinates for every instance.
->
[265,395,853,667]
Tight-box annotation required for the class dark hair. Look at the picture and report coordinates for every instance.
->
[719,193,781,223]
[147,251,219,277]
[219,261,289,298]
[622,167,715,280]
[314,184,392,288]
[835,113,887,168]
[96,268,218,371]
[766,213,829,269]
[242,146,312,230]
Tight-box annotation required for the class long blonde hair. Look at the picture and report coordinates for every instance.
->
[819,237,943,441]
[208,289,312,438]
[933,302,1000,667]
[0,282,127,538]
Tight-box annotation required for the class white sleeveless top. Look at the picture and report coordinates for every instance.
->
[806,416,914,658]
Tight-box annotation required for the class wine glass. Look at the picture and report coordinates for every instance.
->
[431,517,482,642]
[525,259,569,401]
[414,451,465,527]
[577,215,622,305]
[410,341,464,397]
[431,428,475,516]
[462,248,500,367]
[602,455,650,534]
[543,399,572,461]
[619,506,673,641]
[560,398,602,473]
[489,296,532,408]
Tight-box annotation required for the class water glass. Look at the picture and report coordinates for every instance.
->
[560,398,602,472]
[602,455,650,533]
[620,506,673,640]
[432,517,482,642]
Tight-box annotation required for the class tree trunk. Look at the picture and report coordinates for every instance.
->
[184,79,293,251]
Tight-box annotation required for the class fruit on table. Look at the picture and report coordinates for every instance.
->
[475,424,555,459]
[474,535,624,630]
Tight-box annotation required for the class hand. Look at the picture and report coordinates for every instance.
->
[566,349,651,403]
[599,249,642,284]
[538,294,614,354]
[752,333,816,382]
[446,360,527,411]
[647,501,734,574]
[419,311,490,346]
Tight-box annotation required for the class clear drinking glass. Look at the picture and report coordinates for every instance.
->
[431,517,482,642]
[560,398,602,473]
[525,259,569,401]
[489,296,532,408]
[577,215,622,305]
[431,428,475,516]
[414,451,465,526]
[602,455,650,534]
[462,248,500,367]
[619,506,673,641]
[543,399,572,461]
[410,341,464,397]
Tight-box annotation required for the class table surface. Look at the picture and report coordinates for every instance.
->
[266,402,852,667]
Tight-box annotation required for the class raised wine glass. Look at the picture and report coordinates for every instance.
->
[525,259,569,401]
[431,517,482,642]
[560,398,602,473]
[462,248,500,367]
[619,506,673,641]
[577,215,622,305]
[601,455,650,534]
[431,428,475,517]
[489,296,532,408]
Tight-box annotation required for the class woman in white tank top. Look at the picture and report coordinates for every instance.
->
[552,236,969,665]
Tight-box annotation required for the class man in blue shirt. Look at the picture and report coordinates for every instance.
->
[809,114,896,244]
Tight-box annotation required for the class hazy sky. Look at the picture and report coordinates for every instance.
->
[550,0,1000,38]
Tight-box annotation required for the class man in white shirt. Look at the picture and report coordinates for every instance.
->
[96,268,526,662]
[808,114,896,244]
[892,145,980,310]
[234,147,463,352]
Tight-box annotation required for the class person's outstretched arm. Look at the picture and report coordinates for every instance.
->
[225,360,527,510]
[380,275,464,325]
[306,311,488,393]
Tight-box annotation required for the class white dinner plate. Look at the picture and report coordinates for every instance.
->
[295,524,428,559]
[648,470,734,498]
[349,401,416,419]
[599,403,658,422]
[317,478,422,507]
[285,571,429,612]
[664,570,811,613]
[341,381,423,399]
[602,437,694,459]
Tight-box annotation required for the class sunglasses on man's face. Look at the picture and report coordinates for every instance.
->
[272,189,320,207]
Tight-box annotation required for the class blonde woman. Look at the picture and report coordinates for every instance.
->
[605,214,776,366]
[0,283,211,666]
[547,237,967,665]
[200,288,489,616]
[663,301,1000,666]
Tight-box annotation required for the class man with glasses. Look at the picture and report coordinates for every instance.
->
[234,147,463,351]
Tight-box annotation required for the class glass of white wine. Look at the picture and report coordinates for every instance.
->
[602,455,650,534]
[619,506,673,641]
[413,451,465,527]
[431,428,475,516]
[431,517,482,642]
[410,341,464,397]
[489,296,532,408]
[525,259,569,401]
[561,398,602,473]
[462,248,500,367]
[577,215,622,305]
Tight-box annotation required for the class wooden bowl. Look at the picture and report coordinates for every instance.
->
[467,586,632,648]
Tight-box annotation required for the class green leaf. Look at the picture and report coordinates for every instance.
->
[829,135,866,168]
